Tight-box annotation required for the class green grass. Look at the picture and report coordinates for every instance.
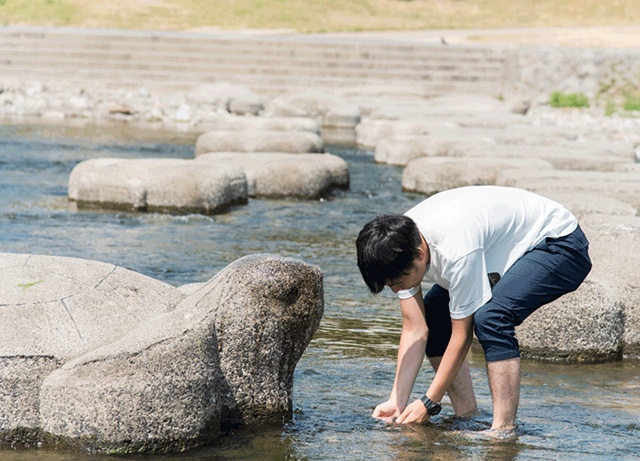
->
[550,91,590,109]
[2,0,640,32]
[0,0,77,26]
[623,94,640,111]
[17,280,43,289]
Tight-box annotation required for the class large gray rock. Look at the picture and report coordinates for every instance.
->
[208,254,323,424]
[0,253,182,442]
[194,131,324,155]
[187,82,264,116]
[517,280,624,363]
[39,254,323,453]
[196,152,349,199]
[68,158,248,214]
[580,215,640,358]
[401,157,553,195]
[265,89,361,129]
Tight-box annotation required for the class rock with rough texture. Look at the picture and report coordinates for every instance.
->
[196,114,320,134]
[208,255,324,424]
[187,82,264,115]
[68,158,248,214]
[194,131,324,156]
[0,253,182,442]
[196,152,349,199]
[516,280,624,363]
[39,254,324,453]
[580,215,640,358]
[401,157,553,195]
[265,89,361,129]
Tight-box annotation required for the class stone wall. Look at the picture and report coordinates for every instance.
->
[507,46,640,106]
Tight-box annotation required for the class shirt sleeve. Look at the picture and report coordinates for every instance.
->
[446,249,492,319]
[397,285,420,300]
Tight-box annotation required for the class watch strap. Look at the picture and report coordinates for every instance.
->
[420,395,442,415]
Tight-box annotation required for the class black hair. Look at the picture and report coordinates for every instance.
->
[356,214,422,294]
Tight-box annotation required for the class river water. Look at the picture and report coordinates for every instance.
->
[0,122,638,461]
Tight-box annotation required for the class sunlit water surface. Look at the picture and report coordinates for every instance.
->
[0,123,638,461]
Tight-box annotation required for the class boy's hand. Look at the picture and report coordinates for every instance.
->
[372,400,403,423]
[395,399,430,424]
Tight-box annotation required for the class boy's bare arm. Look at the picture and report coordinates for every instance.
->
[396,315,473,424]
[372,289,427,421]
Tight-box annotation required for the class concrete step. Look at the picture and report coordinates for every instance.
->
[1,65,502,96]
[1,64,504,91]
[0,46,506,72]
[0,42,506,73]
[1,57,504,83]
[0,29,507,59]
[0,27,510,97]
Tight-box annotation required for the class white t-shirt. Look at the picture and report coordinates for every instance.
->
[397,186,578,319]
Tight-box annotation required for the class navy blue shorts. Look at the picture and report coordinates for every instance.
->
[424,225,592,362]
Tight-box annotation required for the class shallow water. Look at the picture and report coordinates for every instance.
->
[0,122,639,461]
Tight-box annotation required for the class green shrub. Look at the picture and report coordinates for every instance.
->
[623,94,640,111]
[549,91,590,108]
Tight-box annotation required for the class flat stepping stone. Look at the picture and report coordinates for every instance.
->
[196,114,320,134]
[68,158,248,214]
[196,152,350,199]
[401,157,553,195]
[195,130,323,155]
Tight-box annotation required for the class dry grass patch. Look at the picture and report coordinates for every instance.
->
[1,0,640,32]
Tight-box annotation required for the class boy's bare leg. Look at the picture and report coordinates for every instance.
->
[486,357,520,431]
[428,356,478,416]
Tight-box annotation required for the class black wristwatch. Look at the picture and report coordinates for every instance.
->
[420,395,442,416]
